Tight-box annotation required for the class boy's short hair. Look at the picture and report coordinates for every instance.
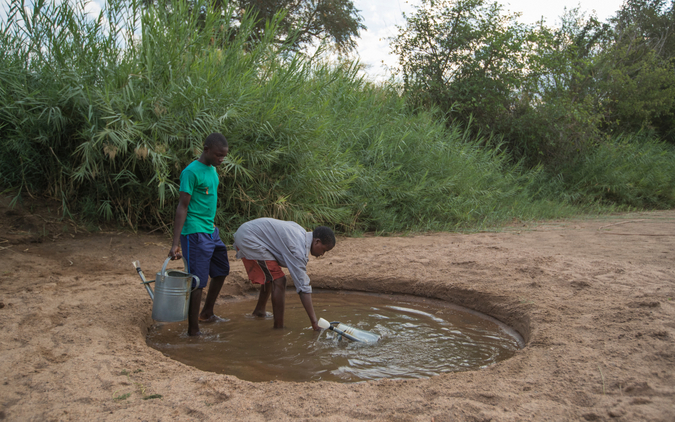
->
[313,226,336,247]
[204,132,228,148]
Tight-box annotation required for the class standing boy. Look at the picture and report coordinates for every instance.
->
[233,218,335,330]
[168,133,230,336]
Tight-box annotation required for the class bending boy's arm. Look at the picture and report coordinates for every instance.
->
[299,292,319,331]
[169,192,191,260]
[285,257,312,294]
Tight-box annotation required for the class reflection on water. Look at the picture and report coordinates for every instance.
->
[146,290,523,383]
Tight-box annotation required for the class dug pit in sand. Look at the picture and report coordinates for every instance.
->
[146,290,524,382]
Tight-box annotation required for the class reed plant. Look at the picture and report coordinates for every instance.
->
[557,133,675,209]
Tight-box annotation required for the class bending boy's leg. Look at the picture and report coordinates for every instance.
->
[252,282,272,317]
[200,275,225,321]
[188,288,203,336]
[242,258,283,318]
[271,276,287,329]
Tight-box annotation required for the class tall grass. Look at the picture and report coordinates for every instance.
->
[558,134,675,209]
[1,0,672,237]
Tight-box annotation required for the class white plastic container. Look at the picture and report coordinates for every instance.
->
[318,318,380,343]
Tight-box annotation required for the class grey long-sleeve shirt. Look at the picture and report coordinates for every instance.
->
[233,218,313,294]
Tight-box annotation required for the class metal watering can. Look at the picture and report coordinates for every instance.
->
[132,258,200,322]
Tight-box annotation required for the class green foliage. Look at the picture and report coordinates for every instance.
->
[599,0,675,140]
[392,0,528,125]
[597,47,675,139]
[502,9,609,168]
[505,95,604,170]
[145,0,367,53]
[391,1,610,169]
[392,0,675,173]
[1,0,673,239]
[234,0,366,52]
[559,134,675,208]
[612,0,675,59]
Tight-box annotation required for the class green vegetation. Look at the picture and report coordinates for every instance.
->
[1,0,673,239]
[558,134,675,208]
[393,0,675,168]
[144,0,366,53]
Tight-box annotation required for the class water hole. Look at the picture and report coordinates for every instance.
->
[147,290,524,383]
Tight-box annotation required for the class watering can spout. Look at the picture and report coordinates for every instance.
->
[133,261,154,301]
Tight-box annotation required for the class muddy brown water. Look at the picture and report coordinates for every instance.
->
[147,290,524,383]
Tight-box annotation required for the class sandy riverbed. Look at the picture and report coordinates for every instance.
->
[1,198,674,421]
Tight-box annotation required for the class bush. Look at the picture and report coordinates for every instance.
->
[559,133,675,208]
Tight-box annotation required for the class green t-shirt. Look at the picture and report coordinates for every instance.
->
[179,160,219,235]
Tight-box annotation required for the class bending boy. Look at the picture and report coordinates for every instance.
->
[233,218,335,330]
[168,133,230,336]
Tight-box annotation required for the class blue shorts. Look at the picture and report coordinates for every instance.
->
[180,227,230,289]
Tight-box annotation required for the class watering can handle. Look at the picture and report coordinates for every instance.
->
[160,256,189,282]
[160,257,200,291]
[191,276,201,292]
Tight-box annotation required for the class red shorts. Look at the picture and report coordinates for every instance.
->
[241,257,285,285]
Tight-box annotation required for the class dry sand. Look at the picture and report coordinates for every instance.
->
[1,197,674,421]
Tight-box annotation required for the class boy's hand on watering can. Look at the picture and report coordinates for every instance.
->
[168,245,182,260]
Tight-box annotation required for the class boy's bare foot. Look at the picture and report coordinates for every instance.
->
[198,315,227,323]
[187,330,202,336]
[252,311,273,318]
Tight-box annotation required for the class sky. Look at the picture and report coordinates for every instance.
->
[352,0,627,81]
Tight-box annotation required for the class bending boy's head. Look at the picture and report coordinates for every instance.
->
[310,226,336,257]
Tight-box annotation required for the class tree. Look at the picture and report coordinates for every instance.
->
[392,0,675,169]
[392,2,610,168]
[612,0,675,59]
[599,0,675,140]
[144,0,366,52]
[235,0,366,52]
[502,9,610,167]
[391,0,528,127]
